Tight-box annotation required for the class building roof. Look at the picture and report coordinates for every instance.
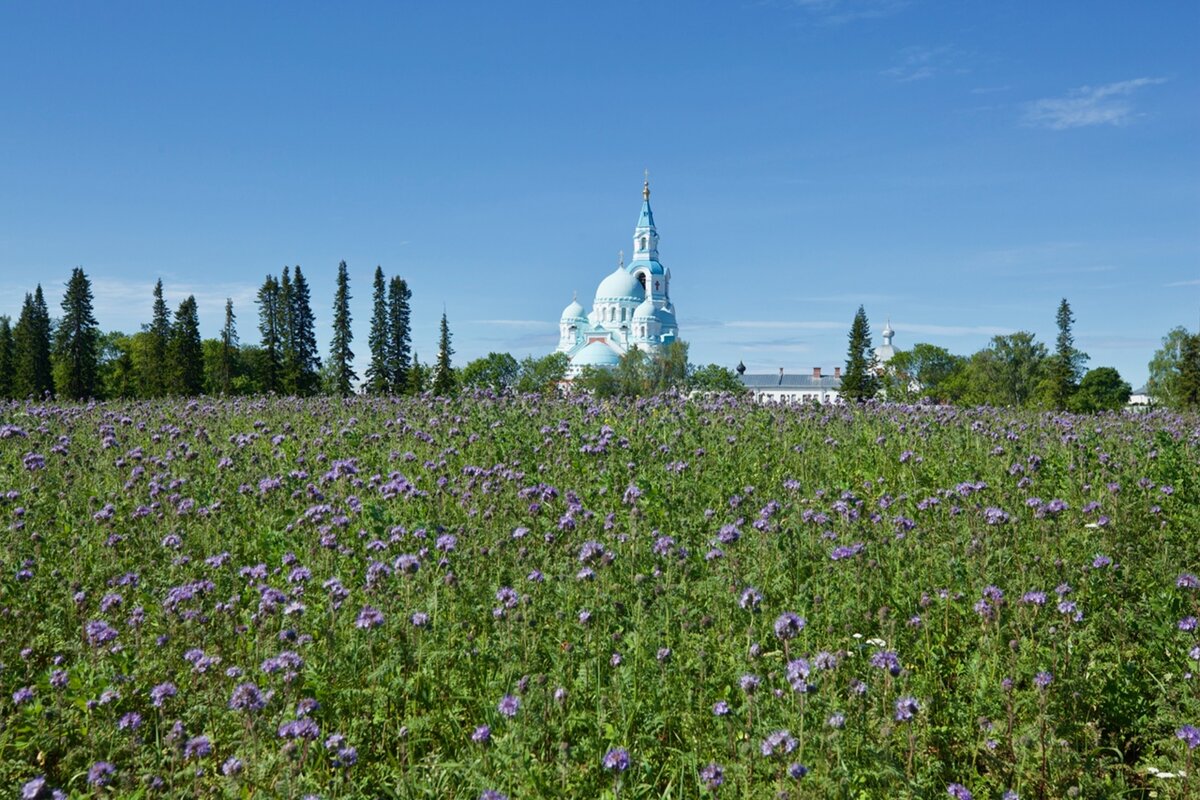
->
[594,267,644,302]
[571,340,622,367]
[738,373,842,389]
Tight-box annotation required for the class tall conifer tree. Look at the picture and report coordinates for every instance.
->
[256,275,282,393]
[53,267,100,400]
[169,296,203,395]
[0,315,13,399]
[289,266,320,395]
[329,261,356,396]
[278,266,296,393]
[841,305,879,402]
[387,276,412,394]
[432,311,455,396]
[13,286,53,398]
[216,298,238,395]
[365,266,390,394]
[147,279,172,397]
[1043,298,1088,410]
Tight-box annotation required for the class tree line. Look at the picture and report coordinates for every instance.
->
[0,265,440,401]
[840,299,1200,411]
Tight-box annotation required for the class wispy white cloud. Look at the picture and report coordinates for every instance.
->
[895,322,1014,337]
[1165,278,1200,287]
[881,45,958,83]
[723,320,846,330]
[970,85,1011,95]
[1023,78,1166,130]
[466,319,557,328]
[784,0,908,25]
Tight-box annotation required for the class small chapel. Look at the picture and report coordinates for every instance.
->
[556,177,679,376]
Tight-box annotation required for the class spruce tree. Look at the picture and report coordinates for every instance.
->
[53,267,100,400]
[147,279,172,397]
[0,315,13,399]
[13,286,53,398]
[256,275,282,393]
[365,266,390,394]
[289,266,320,395]
[1043,298,1088,410]
[278,266,296,393]
[432,311,455,396]
[216,298,238,395]
[329,261,357,396]
[387,276,412,394]
[841,305,879,402]
[169,296,204,395]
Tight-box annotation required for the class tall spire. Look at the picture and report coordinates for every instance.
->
[633,172,658,260]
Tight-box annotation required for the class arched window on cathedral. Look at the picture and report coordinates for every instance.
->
[640,236,647,251]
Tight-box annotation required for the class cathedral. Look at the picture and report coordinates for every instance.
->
[556,177,679,376]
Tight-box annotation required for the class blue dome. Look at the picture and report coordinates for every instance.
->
[571,341,621,368]
[594,267,643,302]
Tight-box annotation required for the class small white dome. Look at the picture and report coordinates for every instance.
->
[561,296,585,321]
[632,296,657,319]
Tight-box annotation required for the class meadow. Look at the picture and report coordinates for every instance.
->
[1,393,1197,799]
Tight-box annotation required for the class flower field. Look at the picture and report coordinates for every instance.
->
[1,394,1198,798]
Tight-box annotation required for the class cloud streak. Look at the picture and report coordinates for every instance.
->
[785,0,908,25]
[1023,78,1166,130]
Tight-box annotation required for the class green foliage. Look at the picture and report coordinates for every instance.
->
[964,331,1047,408]
[285,266,321,396]
[887,343,968,404]
[96,331,138,399]
[387,277,413,394]
[52,267,100,400]
[514,352,569,394]
[0,315,13,399]
[461,352,520,391]
[689,363,744,394]
[841,305,879,401]
[168,295,204,395]
[143,278,171,397]
[1146,326,1198,409]
[432,312,455,396]
[1070,367,1131,413]
[12,285,53,398]
[257,274,283,393]
[329,261,357,396]
[365,266,390,394]
[0,396,1195,798]
[1041,298,1088,410]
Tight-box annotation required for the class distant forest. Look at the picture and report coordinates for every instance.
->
[1,269,1197,410]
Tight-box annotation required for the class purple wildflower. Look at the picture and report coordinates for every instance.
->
[603,747,630,771]
[699,762,725,790]
[773,612,805,641]
[184,735,212,759]
[472,724,491,743]
[760,729,798,757]
[355,605,385,629]
[894,696,920,722]
[150,682,177,707]
[87,762,116,787]
[1176,725,1199,749]
[947,784,973,800]
[1034,671,1053,690]
[498,694,520,718]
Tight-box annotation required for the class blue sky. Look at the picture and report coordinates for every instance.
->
[2,1,1197,388]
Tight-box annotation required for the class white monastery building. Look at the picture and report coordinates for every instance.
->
[557,178,679,376]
